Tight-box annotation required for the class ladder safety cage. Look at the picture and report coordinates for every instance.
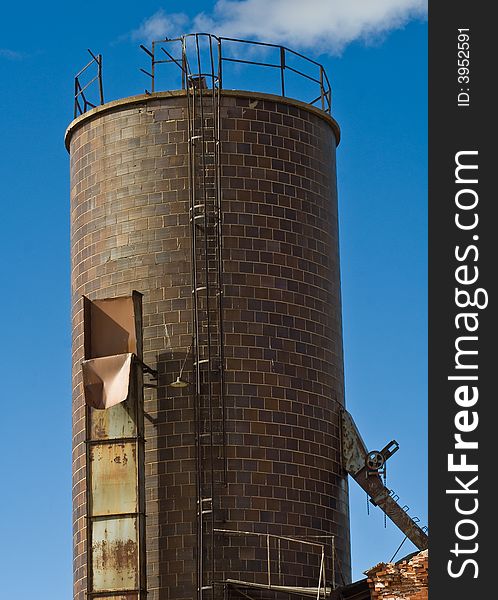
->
[184,33,226,600]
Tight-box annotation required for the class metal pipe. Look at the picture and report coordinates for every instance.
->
[74,77,79,119]
[218,38,223,90]
[219,35,326,68]
[280,47,286,97]
[221,56,281,69]
[320,67,324,111]
[213,529,325,549]
[139,44,154,58]
[74,57,97,79]
[315,550,323,600]
[278,538,282,585]
[160,46,185,72]
[332,537,336,590]
[76,74,99,96]
[267,534,271,588]
[98,55,104,106]
[322,544,326,598]
[284,64,321,84]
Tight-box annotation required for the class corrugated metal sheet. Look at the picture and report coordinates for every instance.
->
[92,517,139,592]
[90,443,137,516]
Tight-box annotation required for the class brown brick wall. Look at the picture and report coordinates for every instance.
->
[366,551,428,600]
[69,91,349,600]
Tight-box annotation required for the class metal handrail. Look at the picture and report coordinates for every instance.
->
[140,32,332,114]
[72,34,333,118]
[214,528,330,598]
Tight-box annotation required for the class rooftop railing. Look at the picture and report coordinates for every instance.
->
[73,33,332,118]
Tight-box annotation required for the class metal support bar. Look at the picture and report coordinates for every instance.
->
[341,409,429,550]
[280,47,286,96]
[267,534,271,587]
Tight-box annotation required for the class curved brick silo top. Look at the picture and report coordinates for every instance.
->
[67,88,349,600]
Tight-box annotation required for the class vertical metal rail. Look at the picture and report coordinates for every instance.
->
[267,535,271,588]
[280,47,286,97]
[215,36,227,486]
[85,401,93,596]
[331,536,336,591]
[186,33,225,600]
[319,67,324,111]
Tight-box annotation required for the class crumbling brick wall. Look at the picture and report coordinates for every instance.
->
[365,550,428,600]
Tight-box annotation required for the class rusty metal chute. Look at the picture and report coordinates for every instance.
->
[82,292,148,598]
[341,410,428,551]
[82,293,145,410]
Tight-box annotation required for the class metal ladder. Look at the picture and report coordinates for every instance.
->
[185,34,226,600]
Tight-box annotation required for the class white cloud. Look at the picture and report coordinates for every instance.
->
[131,0,427,54]
[131,9,189,42]
[0,48,23,60]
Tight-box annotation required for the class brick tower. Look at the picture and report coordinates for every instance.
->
[67,34,349,600]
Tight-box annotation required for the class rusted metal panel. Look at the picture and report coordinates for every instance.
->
[341,410,368,475]
[84,292,143,360]
[92,517,139,592]
[82,353,133,409]
[90,397,137,440]
[90,443,138,516]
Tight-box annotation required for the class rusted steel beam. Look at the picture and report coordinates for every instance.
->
[341,410,429,551]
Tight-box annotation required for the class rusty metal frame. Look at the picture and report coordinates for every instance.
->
[74,49,104,119]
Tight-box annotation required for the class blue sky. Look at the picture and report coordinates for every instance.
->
[0,2,427,595]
